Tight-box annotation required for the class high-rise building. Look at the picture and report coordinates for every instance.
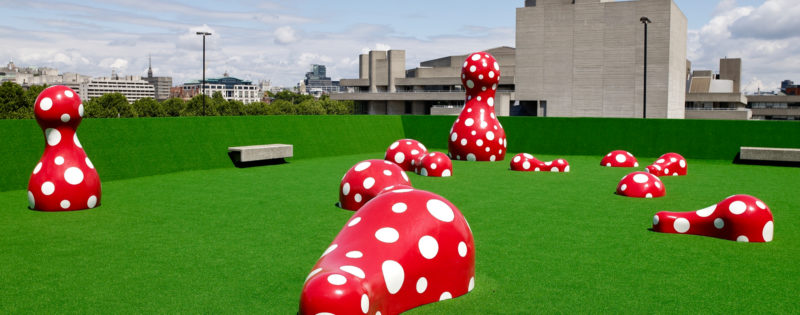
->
[143,56,173,101]
[303,64,340,94]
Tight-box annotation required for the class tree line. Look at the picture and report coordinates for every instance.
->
[0,81,355,119]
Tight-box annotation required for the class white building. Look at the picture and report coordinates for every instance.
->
[79,72,155,103]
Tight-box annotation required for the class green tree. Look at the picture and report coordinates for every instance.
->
[85,93,133,118]
[272,99,296,115]
[183,94,217,116]
[132,98,165,117]
[296,99,326,115]
[218,99,245,116]
[320,99,354,115]
[273,90,313,104]
[0,81,28,119]
[162,98,185,117]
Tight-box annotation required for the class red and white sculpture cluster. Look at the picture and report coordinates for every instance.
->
[27,85,101,211]
[509,153,569,172]
[652,195,773,242]
[448,52,506,162]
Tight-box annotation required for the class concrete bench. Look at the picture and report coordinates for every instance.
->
[227,144,293,165]
[740,146,800,163]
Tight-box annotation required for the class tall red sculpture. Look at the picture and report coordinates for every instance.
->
[448,52,506,162]
[27,86,101,211]
[300,188,475,314]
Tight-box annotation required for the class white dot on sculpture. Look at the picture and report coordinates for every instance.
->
[40,97,53,111]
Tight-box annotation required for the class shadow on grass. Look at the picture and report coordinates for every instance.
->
[732,152,800,168]
[227,151,288,168]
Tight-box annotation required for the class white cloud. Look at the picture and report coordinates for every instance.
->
[274,26,299,45]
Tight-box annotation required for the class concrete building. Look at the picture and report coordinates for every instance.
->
[333,46,516,115]
[143,56,173,101]
[304,64,341,95]
[515,0,687,118]
[181,74,261,104]
[684,58,750,120]
[79,72,155,103]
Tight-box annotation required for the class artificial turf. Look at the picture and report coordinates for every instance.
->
[1,152,798,313]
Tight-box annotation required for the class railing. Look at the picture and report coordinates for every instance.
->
[334,89,515,94]
[685,107,742,111]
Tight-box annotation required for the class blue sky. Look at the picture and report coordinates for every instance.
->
[1,0,797,92]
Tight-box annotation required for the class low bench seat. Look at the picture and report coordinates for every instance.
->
[228,144,293,165]
[739,146,800,163]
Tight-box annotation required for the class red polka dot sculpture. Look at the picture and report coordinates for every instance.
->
[415,152,453,177]
[300,188,475,315]
[509,153,570,172]
[601,150,639,167]
[448,52,506,162]
[339,160,411,211]
[385,139,427,172]
[616,171,664,198]
[652,195,774,242]
[646,153,687,176]
[27,86,101,211]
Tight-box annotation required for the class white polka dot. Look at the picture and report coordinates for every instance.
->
[606,163,611,167]
[471,54,480,61]
[375,227,399,243]
[340,265,366,279]
[633,174,649,183]
[464,118,474,127]
[346,251,363,258]
[487,97,494,106]
[60,114,70,123]
[674,218,690,233]
[679,159,686,168]
[360,294,369,313]
[41,181,55,195]
[737,235,749,242]
[490,155,496,161]
[327,274,347,285]
[405,141,411,145]
[645,193,653,198]
[348,217,361,227]
[78,104,84,117]
[33,162,42,174]
[665,168,670,174]
[64,90,74,98]
[714,218,724,229]
[54,156,64,165]
[426,199,454,222]
[466,80,474,88]
[486,131,495,141]
[469,277,475,291]
[466,153,476,161]
[670,157,677,163]
[485,147,490,152]
[762,221,773,242]
[39,97,53,110]
[463,61,468,68]
[696,205,715,217]
[342,183,350,196]
[513,156,521,163]
[410,150,419,156]
[458,241,467,257]
[430,163,437,170]
[729,201,747,215]
[45,128,61,146]
[27,191,35,208]
[488,71,495,78]
[383,170,392,176]
[657,159,665,164]
[73,133,82,148]
[382,260,404,294]
[634,162,639,167]
[420,168,428,176]
[354,193,362,203]
[451,132,457,142]
[523,161,530,170]
[655,181,661,189]
[60,200,70,209]
[390,141,399,150]
[305,268,322,283]
[442,169,451,177]
[363,177,375,189]
[392,202,407,213]
[492,83,497,90]
[440,292,452,301]
[87,195,97,208]
[551,167,559,172]
[653,215,659,225]
[480,120,488,128]
[756,200,766,209]
[355,161,371,171]
[471,130,476,136]
[418,235,439,259]
[469,65,476,72]
[393,152,406,164]
[401,171,409,182]
[416,277,427,293]
[615,154,626,163]
[621,184,627,191]
[476,139,483,147]
[321,244,337,257]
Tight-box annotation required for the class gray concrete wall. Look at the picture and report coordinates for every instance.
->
[685,109,751,120]
[667,0,688,118]
[359,54,369,79]
[388,50,405,93]
[719,58,741,93]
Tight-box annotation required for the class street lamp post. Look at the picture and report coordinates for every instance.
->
[640,17,651,119]
[196,31,212,116]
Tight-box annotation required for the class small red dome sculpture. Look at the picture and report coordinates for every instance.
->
[385,139,427,172]
[652,195,774,242]
[510,153,570,172]
[448,52,507,162]
[415,152,453,177]
[616,171,664,198]
[300,189,475,315]
[339,160,410,211]
[601,150,639,167]
[646,153,687,176]
[27,85,101,211]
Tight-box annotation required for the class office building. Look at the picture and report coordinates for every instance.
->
[143,56,173,101]
[180,73,261,104]
[79,71,155,103]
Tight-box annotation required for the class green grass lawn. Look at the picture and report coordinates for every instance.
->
[1,152,798,313]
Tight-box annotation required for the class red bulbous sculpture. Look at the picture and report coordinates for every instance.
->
[415,152,453,177]
[27,85,101,211]
[339,160,411,211]
[448,52,506,162]
[300,189,475,315]
[601,150,639,167]
[385,139,428,172]
[616,171,665,198]
[646,153,687,176]
[652,195,774,242]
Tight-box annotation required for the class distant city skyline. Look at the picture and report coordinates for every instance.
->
[2,0,797,92]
